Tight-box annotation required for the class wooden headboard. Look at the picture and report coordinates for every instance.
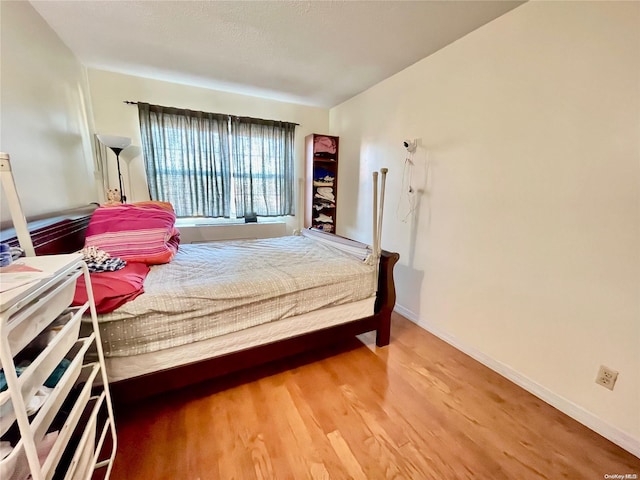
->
[0,204,98,255]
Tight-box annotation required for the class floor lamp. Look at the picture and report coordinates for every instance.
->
[97,135,131,203]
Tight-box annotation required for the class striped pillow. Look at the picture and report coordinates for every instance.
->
[85,203,180,265]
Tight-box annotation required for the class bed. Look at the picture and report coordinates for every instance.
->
[0,203,399,405]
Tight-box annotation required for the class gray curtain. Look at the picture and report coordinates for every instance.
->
[138,102,231,218]
[231,117,295,217]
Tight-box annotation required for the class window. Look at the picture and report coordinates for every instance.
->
[138,102,296,219]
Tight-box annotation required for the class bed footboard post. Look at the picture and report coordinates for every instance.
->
[374,250,400,347]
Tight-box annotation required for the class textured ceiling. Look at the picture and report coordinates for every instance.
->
[30,1,524,107]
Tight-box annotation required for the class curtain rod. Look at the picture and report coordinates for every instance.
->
[123,101,300,126]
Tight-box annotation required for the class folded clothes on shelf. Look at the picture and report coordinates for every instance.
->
[314,136,337,155]
[314,223,334,233]
[314,166,335,181]
[315,213,334,224]
[44,358,71,388]
[315,187,335,202]
[313,202,335,211]
[0,358,71,393]
[0,365,28,392]
[26,386,54,415]
[313,175,335,187]
[313,152,336,160]
[37,431,59,466]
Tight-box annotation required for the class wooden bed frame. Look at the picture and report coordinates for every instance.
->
[0,205,400,404]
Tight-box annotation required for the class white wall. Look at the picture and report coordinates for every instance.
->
[0,1,98,223]
[330,1,640,454]
[87,69,329,233]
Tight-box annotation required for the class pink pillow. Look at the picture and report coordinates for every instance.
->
[73,262,150,314]
[84,203,180,265]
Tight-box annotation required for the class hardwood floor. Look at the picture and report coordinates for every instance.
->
[110,313,639,479]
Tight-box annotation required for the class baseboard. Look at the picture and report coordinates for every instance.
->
[393,303,640,459]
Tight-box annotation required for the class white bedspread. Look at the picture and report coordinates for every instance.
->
[95,235,377,357]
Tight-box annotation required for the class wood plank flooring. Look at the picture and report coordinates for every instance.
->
[110,313,640,479]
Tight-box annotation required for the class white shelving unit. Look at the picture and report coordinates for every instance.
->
[0,254,116,480]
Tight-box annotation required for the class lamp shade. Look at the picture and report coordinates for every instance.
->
[97,135,131,150]
[97,134,132,204]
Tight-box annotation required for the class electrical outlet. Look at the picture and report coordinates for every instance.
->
[595,365,618,390]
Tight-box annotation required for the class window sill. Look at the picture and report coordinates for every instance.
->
[175,216,293,228]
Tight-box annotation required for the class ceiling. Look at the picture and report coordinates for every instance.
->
[30,1,524,108]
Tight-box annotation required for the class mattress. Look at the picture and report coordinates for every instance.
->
[104,297,375,382]
[95,236,376,357]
